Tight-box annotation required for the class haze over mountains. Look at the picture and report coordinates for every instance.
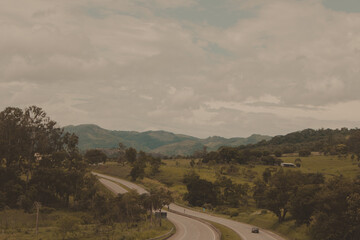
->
[64,124,272,156]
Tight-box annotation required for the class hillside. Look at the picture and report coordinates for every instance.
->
[64,124,271,156]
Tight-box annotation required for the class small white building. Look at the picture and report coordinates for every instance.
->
[281,163,297,168]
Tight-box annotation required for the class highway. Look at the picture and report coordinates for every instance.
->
[169,204,286,240]
[93,172,219,240]
[93,172,286,240]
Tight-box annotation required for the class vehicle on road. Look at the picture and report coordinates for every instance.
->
[251,227,259,233]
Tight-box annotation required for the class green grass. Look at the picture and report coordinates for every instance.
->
[280,155,360,178]
[0,209,174,240]
[92,162,132,180]
[232,211,309,240]
[209,221,242,240]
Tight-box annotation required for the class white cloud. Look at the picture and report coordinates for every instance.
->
[0,0,360,138]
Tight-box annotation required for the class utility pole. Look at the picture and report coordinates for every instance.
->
[34,202,41,239]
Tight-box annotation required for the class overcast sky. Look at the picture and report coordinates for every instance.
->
[1,0,360,138]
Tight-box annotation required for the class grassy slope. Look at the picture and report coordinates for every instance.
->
[210,221,243,240]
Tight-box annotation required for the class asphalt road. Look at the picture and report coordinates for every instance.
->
[93,172,286,240]
[93,172,148,194]
[93,172,219,240]
[98,178,128,194]
[169,204,286,240]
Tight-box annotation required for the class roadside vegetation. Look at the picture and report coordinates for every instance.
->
[209,221,242,240]
[0,106,173,240]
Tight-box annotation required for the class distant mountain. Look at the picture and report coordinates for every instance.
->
[64,124,272,156]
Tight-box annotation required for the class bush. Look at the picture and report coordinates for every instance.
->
[57,216,80,240]
[299,150,311,157]
[40,207,56,214]
[230,210,239,217]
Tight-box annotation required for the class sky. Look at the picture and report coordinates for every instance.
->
[1,0,360,138]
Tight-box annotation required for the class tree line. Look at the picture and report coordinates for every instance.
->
[200,128,360,165]
[183,171,249,209]
[0,106,172,230]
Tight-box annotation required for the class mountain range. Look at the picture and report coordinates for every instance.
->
[64,124,272,156]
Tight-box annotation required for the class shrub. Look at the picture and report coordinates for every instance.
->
[57,216,80,240]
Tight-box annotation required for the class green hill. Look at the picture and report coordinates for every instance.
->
[64,124,271,156]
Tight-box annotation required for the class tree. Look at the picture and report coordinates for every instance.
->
[254,170,305,222]
[289,184,321,226]
[0,106,92,211]
[148,155,162,176]
[0,106,64,179]
[118,143,127,166]
[183,172,218,206]
[147,187,173,226]
[84,149,107,165]
[310,176,360,240]
[130,160,146,181]
[215,176,248,207]
[262,168,272,183]
[125,148,137,165]
[348,130,360,160]
[299,150,311,157]
[274,150,282,157]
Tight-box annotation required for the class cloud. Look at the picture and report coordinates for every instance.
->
[0,0,359,138]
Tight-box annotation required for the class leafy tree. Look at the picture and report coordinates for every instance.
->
[0,106,91,211]
[262,168,272,183]
[84,149,107,165]
[254,170,308,222]
[57,216,80,240]
[299,150,311,157]
[130,160,146,181]
[310,176,360,240]
[148,155,162,176]
[274,150,282,157]
[183,172,218,206]
[289,184,321,225]
[348,130,360,160]
[117,143,127,166]
[215,176,248,207]
[125,147,137,165]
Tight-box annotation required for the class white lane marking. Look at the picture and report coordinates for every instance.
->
[178,219,187,240]
[197,219,217,240]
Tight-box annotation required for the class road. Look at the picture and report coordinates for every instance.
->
[169,204,286,240]
[93,172,148,194]
[93,172,219,240]
[98,178,128,194]
[93,172,286,240]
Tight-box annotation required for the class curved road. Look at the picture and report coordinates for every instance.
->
[169,204,285,240]
[93,172,286,240]
[93,172,219,240]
